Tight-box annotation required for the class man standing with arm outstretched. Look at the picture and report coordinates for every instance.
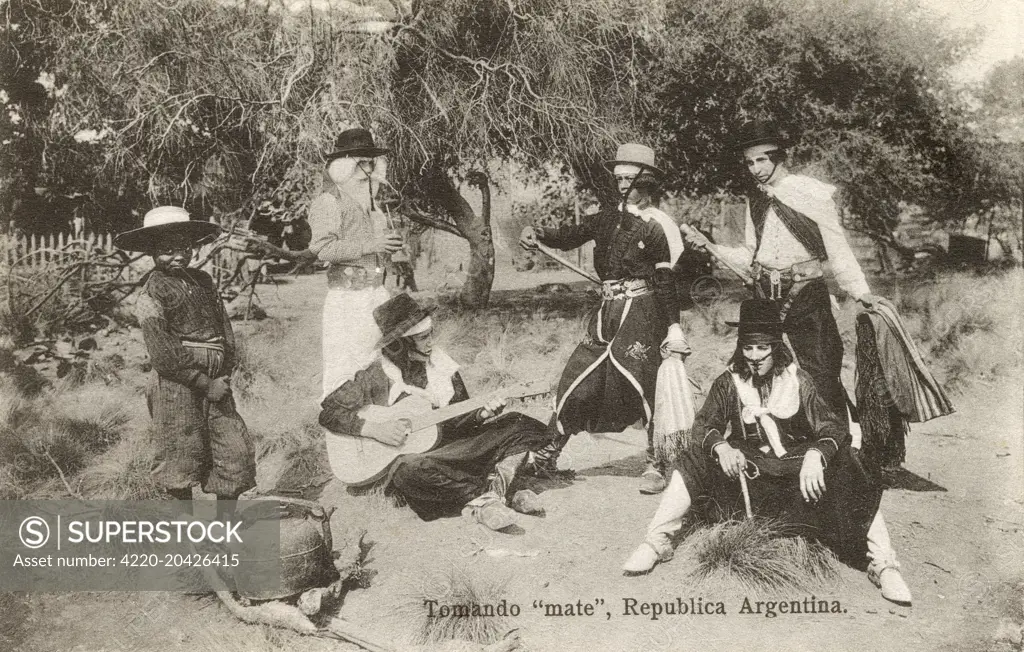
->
[520,143,689,494]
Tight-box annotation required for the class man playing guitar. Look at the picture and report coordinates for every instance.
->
[319,294,554,532]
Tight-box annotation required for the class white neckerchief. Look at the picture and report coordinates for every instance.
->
[381,349,460,408]
[730,363,800,457]
[758,174,844,237]
[621,203,685,266]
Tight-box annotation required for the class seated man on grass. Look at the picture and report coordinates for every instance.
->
[319,294,553,532]
[622,299,911,606]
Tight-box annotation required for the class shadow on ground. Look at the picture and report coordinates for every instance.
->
[576,452,648,478]
[882,467,948,492]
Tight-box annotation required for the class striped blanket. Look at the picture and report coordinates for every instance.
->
[855,298,955,467]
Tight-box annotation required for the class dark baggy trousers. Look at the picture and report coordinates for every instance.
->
[554,293,663,465]
[147,346,256,498]
[756,278,848,423]
[674,441,883,564]
[386,412,552,521]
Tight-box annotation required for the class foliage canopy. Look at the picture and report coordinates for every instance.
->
[2,0,1019,301]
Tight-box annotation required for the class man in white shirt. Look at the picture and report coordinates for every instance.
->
[682,120,883,423]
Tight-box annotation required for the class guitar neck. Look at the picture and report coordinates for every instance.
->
[411,391,501,431]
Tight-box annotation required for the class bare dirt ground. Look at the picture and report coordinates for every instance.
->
[6,269,1023,652]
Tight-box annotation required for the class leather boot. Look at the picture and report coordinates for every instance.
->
[510,489,545,516]
[622,537,674,574]
[492,452,545,516]
[525,432,570,476]
[639,463,667,495]
[623,470,689,574]
[868,560,913,606]
[491,451,528,500]
[866,512,911,606]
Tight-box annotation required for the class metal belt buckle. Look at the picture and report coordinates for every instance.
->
[769,269,782,300]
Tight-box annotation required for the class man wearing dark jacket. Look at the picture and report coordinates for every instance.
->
[319,294,552,531]
[519,143,690,494]
[622,300,912,606]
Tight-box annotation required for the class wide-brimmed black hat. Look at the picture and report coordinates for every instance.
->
[734,120,793,152]
[726,299,784,344]
[324,128,390,163]
[372,293,436,350]
[114,206,220,253]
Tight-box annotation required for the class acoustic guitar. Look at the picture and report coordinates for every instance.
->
[326,380,550,486]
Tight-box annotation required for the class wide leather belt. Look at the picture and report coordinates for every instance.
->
[752,259,823,300]
[327,261,386,290]
[601,278,651,301]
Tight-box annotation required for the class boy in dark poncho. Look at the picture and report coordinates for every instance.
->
[116,206,255,511]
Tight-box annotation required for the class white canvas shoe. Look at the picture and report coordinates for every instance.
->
[869,561,913,606]
[462,492,517,532]
[622,539,673,574]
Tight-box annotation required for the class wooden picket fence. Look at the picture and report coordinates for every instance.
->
[2,231,151,282]
[1,231,146,324]
[1,229,259,328]
[1,230,253,279]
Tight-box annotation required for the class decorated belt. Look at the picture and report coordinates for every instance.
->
[601,278,652,300]
[752,260,823,300]
[327,263,386,290]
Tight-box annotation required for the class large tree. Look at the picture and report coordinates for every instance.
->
[643,0,1017,259]
[3,0,660,306]
[3,0,1017,307]
[974,56,1024,254]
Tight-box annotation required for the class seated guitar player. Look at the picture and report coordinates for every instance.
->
[319,294,556,532]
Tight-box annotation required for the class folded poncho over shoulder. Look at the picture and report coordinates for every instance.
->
[855,297,955,467]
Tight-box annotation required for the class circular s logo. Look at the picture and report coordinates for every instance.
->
[20,516,50,549]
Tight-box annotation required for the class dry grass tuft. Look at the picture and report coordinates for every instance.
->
[680,518,841,595]
[255,422,331,494]
[475,327,518,390]
[0,378,140,497]
[401,566,512,646]
[78,431,160,500]
[0,307,37,346]
[357,482,408,515]
[0,464,23,500]
[437,306,585,401]
[231,336,280,403]
[432,311,488,362]
[9,364,50,398]
[52,353,129,390]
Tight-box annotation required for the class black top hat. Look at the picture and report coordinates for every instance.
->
[372,293,436,350]
[734,120,793,152]
[114,206,220,253]
[726,299,784,344]
[324,128,390,163]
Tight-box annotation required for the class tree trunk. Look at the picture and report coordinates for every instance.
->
[418,165,495,308]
